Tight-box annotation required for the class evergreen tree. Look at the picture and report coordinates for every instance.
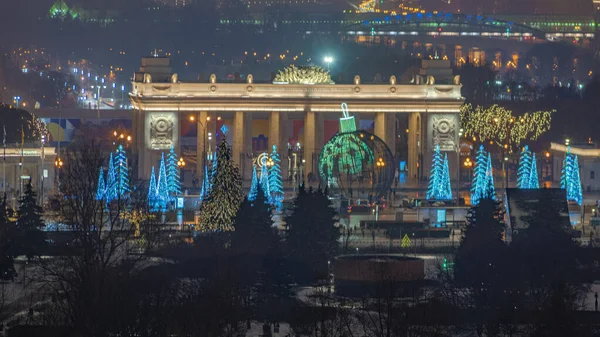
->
[248,165,259,202]
[105,152,117,202]
[455,197,506,285]
[260,161,270,200]
[156,153,169,210]
[166,145,182,197]
[268,145,284,211]
[95,166,105,201]
[197,137,244,232]
[454,197,508,331]
[148,166,158,209]
[0,197,17,281]
[286,185,340,282]
[471,145,488,205]
[568,155,582,205]
[114,145,130,197]
[529,153,540,189]
[16,181,46,262]
[233,184,274,253]
[517,145,532,189]
[426,144,444,200]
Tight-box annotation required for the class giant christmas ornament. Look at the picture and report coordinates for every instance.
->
[318,103,395,198]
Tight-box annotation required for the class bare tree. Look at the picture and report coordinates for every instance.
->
[37,140,162,336]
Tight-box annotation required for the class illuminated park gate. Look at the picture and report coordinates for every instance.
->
[128,57,464,186]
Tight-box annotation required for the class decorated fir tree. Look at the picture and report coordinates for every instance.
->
[529,153,539,189]
[95,166,105,201]
[471,145,489,206]
[114,145,130,197]
[248,165,259,202]
[517,145,532,189]
[166,145,182,197]
[156,153,169,209]
[268,145,284,211]
[105,152,117,202]
[426,144,445,200]
[568,155,583,205]
[197,137,244,232]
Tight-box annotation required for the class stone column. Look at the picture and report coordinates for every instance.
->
[304,111,316,183]
[408,112,421,180]
[243,112,253,181]
[196,111,209,183]
[374,112,396,160]
[233,111,245,173]
[269,111,282,152]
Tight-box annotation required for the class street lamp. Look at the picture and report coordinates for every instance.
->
[13,96,21,107]
[177,157,186,167]
[91,85,107,119]
[190,115,213,182]
[324,56,333,71]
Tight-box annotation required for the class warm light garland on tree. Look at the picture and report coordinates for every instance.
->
[268,145,284,211]
[166,145,182,197]
[460,104,552,153]
[197,137,244,232]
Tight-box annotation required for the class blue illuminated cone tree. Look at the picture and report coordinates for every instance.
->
[148,166,158,209]
[427,144,451,200]
[114,145,130,197]
[166,145,182,197]
[248,165,259,202]
[440,153,452,200]
[560,147,574,190]
[260,161,270,200]
[483,153,496,200]
[517,145,532,189]
[471,145,490,205]
[567,155,582,205]
[268,145,284,211]
[105,152,117,203]
[529,153,539,189]
[95,167,105,201]
[156,153,169,210]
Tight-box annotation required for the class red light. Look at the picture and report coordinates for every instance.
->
[438,27,442,33]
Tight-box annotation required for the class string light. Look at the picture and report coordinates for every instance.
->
[460,104,552,153]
